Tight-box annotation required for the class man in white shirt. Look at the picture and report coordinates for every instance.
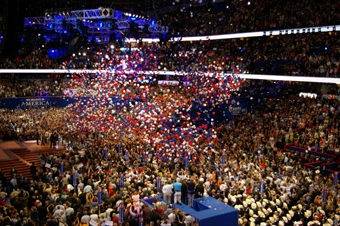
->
[160,219,171,226]
[55,204,65,211]
[168,211,176,224]
[184,215,194,225]
[162,181,173,203]
[90,213,99,221]
[220,183,227,192]
[65,206,74,217]
[105,206,113,220]
[54,209,66,222]
[81,212,91,222]
[84,184,92,193]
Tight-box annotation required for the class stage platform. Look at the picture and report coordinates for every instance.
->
[0,140,65,158]
[0,140,66,179]
[142,196,238,226]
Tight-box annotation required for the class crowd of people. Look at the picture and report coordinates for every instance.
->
[164,0,340,37]
[0,1,340,226]
[0,80,339,226]
[51,31,338,79]
[2,30,340,78]
[0,49,59,70]
[0,74,65,99]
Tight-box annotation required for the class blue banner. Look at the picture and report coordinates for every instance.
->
[157,176,161,189]
[335,172,338,186]
[120,174,124,188]
[119,204,124,223]
[139,218,144,226]
[73,171,77,185]
[260,179,264,195]
[104,148,108,160]
[222,153,225,165]
[126,151,129,162]
[60,162,64,175]
[118,143,121,154]
[98,188,102,205]
[1,96,76,109]
[1,96,146,110]
[142,152,146,164]
[322,187,327,203]
[185,156,188,169]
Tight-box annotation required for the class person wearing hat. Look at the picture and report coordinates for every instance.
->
[304,210,312,223]
[251,202,258,215]
[258,211,266,223]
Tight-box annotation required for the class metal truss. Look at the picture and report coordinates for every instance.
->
[24,17,46,26]
[149,25,168,33]
[116,20,130,29]
[24,8,168,34]
[45,8,121,21]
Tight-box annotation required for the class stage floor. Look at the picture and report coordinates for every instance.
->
[0,140,65,161]
[21,140,65,153]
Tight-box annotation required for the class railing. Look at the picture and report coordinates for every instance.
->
[1,70,340,84]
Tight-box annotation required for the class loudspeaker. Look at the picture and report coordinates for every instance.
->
[0,0,26,58]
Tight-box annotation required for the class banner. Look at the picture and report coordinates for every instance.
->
[119,204,124,223]
[322,94,340,100]
[157,176,161,189]
[104,148,108,160]
[322,187,327,203]
[118,143,121,154]
[335,172,338,186]
[60,162,64,175]
[120,174,124,188]
[222,153,225,165]
[157,80,191,86]
[185,156,188,169]
[226,101,248,117]
[73,171,77,185]
[142,152,146,164]
[139,218,144,226]
[1,96,76,109]
[98,188,102,205]
[89,220,98,226]
[260,179,264,195]
[126,151,129,162]
[105,221,113,226]
[1,96,144,110]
